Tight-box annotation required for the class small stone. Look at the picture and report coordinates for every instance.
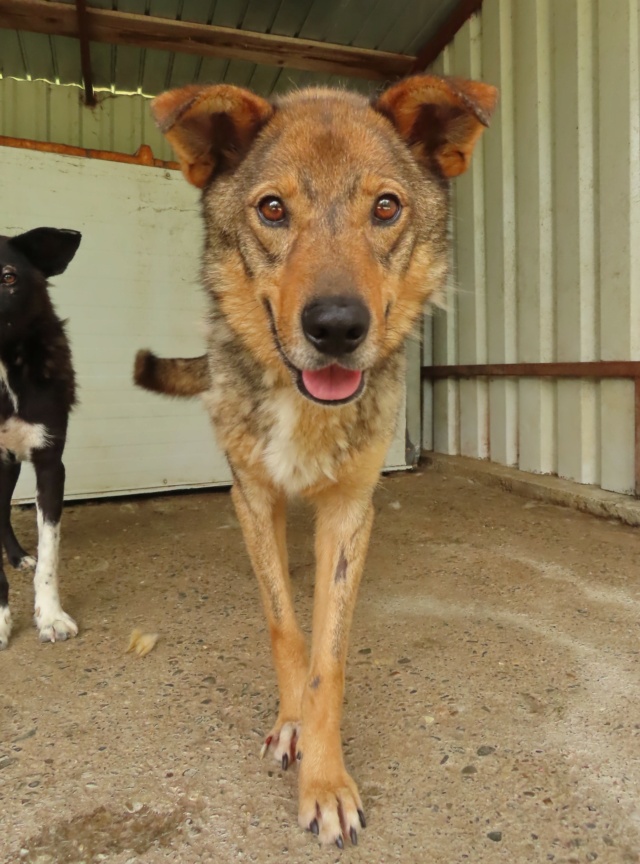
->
[0,757,17,769]
[487,831,502,842]
[14,728,36,742]
[358,648,371,655]
[477,745,496,757]
[461,765,477,775]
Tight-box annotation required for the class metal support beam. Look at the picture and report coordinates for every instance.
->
[412,0,485,72]
[75,0,95,106]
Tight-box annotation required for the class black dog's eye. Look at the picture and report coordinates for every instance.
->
[258,196,287,225]
[1,271,17,286]
[373,194,402,224]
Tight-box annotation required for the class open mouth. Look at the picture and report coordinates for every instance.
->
[263,301,366,406]
[298,365,365,405]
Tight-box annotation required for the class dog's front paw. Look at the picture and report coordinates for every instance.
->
[260,719,301,771]
[36,609,78,643]
[0,606,12,650]
[298,758,365,847]
[14,554,36,571]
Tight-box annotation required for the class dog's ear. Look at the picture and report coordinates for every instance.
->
[11,228,82,278]
[375,74,498,178]
[152,85,274,188]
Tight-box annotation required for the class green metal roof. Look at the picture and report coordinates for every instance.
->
[0,0,461,97]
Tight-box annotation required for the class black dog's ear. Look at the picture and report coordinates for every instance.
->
[11,228,82,278]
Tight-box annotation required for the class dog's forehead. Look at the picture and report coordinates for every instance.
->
[255,92,408,185]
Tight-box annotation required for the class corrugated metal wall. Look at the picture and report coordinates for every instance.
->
[424,0,640,496]
[0,78,174,160]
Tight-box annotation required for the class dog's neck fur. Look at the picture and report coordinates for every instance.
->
[0,311,76,417]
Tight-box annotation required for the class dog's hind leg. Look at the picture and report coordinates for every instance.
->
[297,478,379,847]
[0,459,36,570]
[230,468,308,769]
[31,453,77,643]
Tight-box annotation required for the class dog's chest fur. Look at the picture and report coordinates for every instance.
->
[203,317,404,496]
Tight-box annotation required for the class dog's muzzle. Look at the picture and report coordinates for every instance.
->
[298,296,369,402]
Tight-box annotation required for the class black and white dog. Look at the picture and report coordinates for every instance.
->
[0,227,81,649]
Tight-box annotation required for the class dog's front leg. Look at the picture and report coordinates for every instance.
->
[297,488,375,847]
[31,453,77,643]
[231,468,308,767]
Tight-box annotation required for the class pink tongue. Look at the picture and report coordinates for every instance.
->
[302,365,363,401]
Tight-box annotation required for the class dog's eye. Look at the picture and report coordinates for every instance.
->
[258,196,287,225]
[373,195,401,224]
[1,271,17,286]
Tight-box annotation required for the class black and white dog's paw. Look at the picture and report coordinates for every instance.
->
[14,555,37,571]
[0,606,12,650]
[36,607,78,643]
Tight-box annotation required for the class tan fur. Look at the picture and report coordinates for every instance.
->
[137,74,496,847]
[134,350,209,397]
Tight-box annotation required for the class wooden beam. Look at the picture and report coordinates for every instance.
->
[0,0,414,82]
[412,0,484,72]
[75,0,95,106]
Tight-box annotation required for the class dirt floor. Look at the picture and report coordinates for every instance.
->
[1,465,639,863]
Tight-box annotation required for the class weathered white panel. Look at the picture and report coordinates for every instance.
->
[452,17,489,460]
[552,0,599,485]
[598,0,640,493]
[600,380,636,495]
[0,144,230,501]
[483,0,518,468]
[0,79,173,162]
[430,47,460,457]
[424,0,640,496]
[514,0,556,475]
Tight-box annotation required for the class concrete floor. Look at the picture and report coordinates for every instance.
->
[1,466,639,863]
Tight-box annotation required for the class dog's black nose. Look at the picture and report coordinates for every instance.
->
[301,296,370,356]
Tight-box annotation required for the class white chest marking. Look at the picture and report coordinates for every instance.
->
[262,390,343,495]
[0,418,49,460]
[0,360,18,412]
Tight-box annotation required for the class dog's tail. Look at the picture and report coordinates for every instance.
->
[134,350,209,397]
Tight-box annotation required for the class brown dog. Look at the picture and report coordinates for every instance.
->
[134,75,497,847]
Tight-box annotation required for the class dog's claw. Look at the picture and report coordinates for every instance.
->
[358,809,367,829]
[310,819,319,836]
[282,753,289,771]
[336,835,344,849]
[260,735,273,759]
[350,827,358,845]
[296,751,303,761]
